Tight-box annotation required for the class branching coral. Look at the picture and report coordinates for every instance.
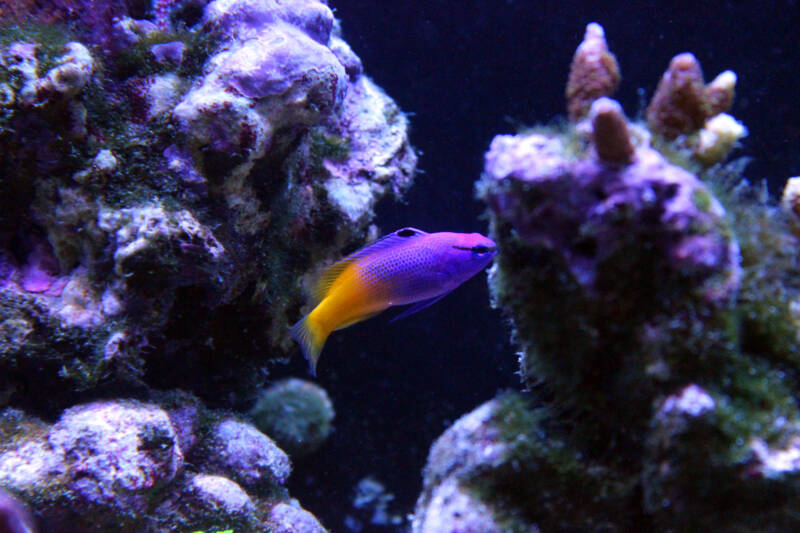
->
[565,23,620,121]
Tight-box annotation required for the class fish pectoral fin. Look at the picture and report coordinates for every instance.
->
[390,291,452,323]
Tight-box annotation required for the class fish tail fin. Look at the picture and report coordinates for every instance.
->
[290,314,328,376]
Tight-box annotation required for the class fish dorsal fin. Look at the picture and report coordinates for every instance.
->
[310,227,428,304]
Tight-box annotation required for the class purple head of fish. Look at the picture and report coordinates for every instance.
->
[435,232,497,285]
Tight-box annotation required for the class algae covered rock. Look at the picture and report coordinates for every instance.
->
[0,0,416,407]
[0,0,414,528]
[153,473,260,532]
[0,400,184,531]
[268,501,327,533]
[0,393,325,532]
[250,377,335,457]
[478,104,741,438]
[416,21,800,532]
[201,418,292,489]
[413,392,633,532]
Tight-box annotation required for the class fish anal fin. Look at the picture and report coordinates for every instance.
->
[390,291,452,323]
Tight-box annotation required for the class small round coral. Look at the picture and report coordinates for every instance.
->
[250,378,334,457]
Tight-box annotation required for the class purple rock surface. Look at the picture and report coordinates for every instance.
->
[150,41,186,65]
[0,394,321,531]
[482,131,740,301]
[0,0,414,399]
[203,418,292,488]
[0,0,414,530]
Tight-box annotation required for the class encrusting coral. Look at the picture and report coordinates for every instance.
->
[415,22,800,532]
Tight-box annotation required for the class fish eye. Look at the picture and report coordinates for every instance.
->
[397,228,416,237]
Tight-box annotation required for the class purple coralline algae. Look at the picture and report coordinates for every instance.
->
[482,100,740,301]
[0,0,415,528]
[173,0,346,160]
[268,501,327,533]
[0,393,326,532]
[201,418,292,488]
[411,22,800,531]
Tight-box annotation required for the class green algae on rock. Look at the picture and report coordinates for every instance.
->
[413,22,800,532]
[0,0,416,409]
[250,378,335,458]
[0,0,417,530]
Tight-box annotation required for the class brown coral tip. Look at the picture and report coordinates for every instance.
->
[566,23,621,121]
[781,177,800,220]
[646,52,709,138]
[705,70,737,117]
[589,97,634,166]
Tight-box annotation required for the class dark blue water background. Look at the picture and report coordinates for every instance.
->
[271,1,800,529]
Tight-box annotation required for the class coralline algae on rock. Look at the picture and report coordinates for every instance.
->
[268,501,327,533]
[0,393,322,532]
[0,0,414,529]
[429,22,800,531]
[202,418,292,489]
[0,400,184,530]
[0,0,415,402]
[174,0,346,159]
[481,119,740,303]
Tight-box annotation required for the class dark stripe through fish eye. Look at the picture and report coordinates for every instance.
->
[452,245,496,253]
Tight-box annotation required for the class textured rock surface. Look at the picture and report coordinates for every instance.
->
[413,23,800,532]
[0,0,415,405]
[413,393,626,531]
[202,418,292,489]
[0,0,415,529]
[0,394,323,532]
[268,501,328,533]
